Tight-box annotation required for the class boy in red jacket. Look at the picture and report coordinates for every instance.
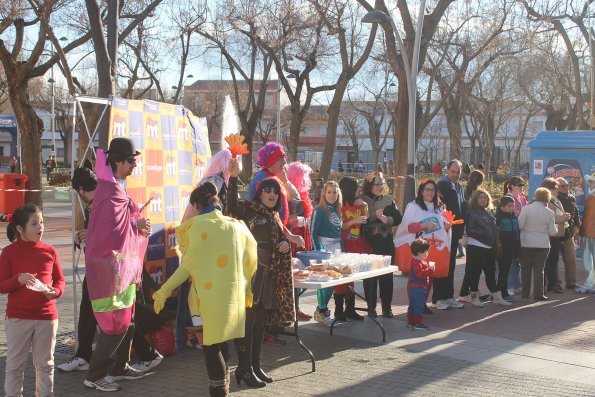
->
[407,238,434,330]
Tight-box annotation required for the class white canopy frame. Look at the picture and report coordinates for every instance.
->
[69,95,112,348]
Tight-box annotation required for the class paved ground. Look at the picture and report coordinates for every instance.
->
[1,202,595,396]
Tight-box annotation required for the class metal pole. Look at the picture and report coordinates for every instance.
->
[51,42,56,156]
[277,82,281,141]
[590,13,595,129]
[407,0,426,191]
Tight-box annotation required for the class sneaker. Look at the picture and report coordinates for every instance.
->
[109,365,146,381]
[457,295,472,303]
[84,377,121,392]
[313,309,334,327]
[296,310,312,321]
[58,356,89,372]
[413,323,430,330]
[507,289,516,296]
[513,288,523,294]
[503,295,515,302]
[131,352,163,372]
[435,300,450,310]
[575,285,591,294]
[449,299,464,309]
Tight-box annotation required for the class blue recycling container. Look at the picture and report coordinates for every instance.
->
[296,251,332,266]
[528,131,595,212]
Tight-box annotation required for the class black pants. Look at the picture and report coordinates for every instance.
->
[544,238,562,289]
[87,324,135,381]
[363,234,394,311]
[363,274,393,312]
[234,304,266,371]
[497,243,515,297]
[77,278,163,362]
[433,236,459,303]
[203,343,227,381]
[76,277,97,362]
[131,303,162,361]
[466,245,497,293]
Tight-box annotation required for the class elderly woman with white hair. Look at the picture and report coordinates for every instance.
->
[518,187,559,301]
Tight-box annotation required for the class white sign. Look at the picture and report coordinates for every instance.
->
[534,159,543,175]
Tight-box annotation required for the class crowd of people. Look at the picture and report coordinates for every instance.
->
[1,138,594,396]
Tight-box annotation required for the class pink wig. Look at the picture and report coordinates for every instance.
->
[200,149,232,186]
[287,161,314,218]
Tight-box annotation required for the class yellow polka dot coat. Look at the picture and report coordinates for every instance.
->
[156,210,257,345]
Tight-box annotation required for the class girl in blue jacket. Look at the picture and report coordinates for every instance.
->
[310,181,343,326]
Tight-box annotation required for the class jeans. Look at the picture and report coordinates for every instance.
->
[507,258,522,290]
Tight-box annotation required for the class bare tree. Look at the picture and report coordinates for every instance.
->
[194,0,276,178]
[309,0,378,179]
[0,1,91,205]
[355,0,455,205]
[423,0,516,159]
[521,0,590,129]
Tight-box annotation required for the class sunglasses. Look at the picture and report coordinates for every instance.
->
[126,157,137,164]
[262,186,279,195]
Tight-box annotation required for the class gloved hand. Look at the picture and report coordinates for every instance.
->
[153,291,167,314]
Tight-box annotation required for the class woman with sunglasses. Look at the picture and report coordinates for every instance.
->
[394,179,451,316]
[360,171,402,318]
[226,158,297,388]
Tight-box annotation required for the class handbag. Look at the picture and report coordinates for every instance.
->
[151,325,176,356]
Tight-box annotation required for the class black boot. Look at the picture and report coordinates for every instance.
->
[333,294,347,322]
[344,293,364,321]
[234,339,265,388]
[234,367,266,388]
[251,326,273,383]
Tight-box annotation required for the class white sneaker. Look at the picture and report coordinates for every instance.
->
[449,299,464,309]
[313,309,334,327]
[457,295,472,303]
[58,356,89,372]
[507,289,516,296]
[131,351,164,372]
[435,299,450,310]
[84,376,121,392]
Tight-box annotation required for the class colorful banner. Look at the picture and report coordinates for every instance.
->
[109,97,211,286]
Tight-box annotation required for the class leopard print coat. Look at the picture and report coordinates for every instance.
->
[227,177,296,326]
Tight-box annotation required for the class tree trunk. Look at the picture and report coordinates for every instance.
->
[288,108,304,162]
[444,105,462,160]
[392,71,409,209]
[9,83,43,207]
[319,82,348,179]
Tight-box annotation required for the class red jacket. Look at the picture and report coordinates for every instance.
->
[0,239,64,320]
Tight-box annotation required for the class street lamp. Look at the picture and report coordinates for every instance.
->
[174,74,194,105]
[362,6,426,205]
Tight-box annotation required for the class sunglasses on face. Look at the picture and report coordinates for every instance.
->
[262,186,279,195]
[126,157,137,164]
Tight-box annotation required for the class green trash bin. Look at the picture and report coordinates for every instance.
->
[0,174,29,214]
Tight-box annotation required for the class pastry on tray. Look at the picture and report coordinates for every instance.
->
[340,266,353,275]
[308,264,325,271]
[293,270,310,279]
